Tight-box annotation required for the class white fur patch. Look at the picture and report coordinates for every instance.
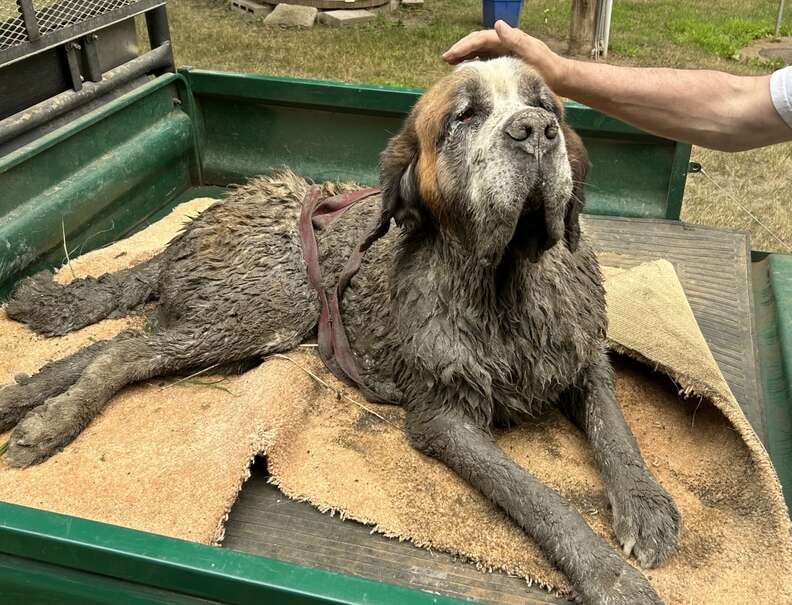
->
[452,58,573,251]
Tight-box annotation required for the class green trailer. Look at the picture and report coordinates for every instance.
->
[0,2,790,604]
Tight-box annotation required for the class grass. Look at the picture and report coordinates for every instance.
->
[684,146,792,253]
[160,0,792,252]
[671,16,785,66]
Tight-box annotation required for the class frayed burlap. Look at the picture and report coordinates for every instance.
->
[1,199,790,603]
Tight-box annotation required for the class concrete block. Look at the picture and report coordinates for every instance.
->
[318,9,376,26]
[263,3,318,27]
[401,0,423,5]
[230,0,273,18]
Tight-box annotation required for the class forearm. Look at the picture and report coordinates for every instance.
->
[554,60,787,151]
[442,23,790,151]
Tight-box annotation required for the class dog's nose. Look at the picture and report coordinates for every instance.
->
[503,110,559,151]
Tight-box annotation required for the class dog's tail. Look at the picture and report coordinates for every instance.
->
[5,255,162,336]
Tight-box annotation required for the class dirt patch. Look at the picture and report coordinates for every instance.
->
[737,36,792,65]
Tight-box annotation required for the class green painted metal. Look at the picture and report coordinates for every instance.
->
[768,254,792,504]
[183,69,691,221]
[769,255,792,403]
[752,256,792,507]
[0,501,469,605]
[664,141,693,220]
[0,73,198,296]
[0,555,222,605]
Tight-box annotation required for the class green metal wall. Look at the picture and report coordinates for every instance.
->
[0,74,200,296]
[0,501,468,605]
[185,69,692,221]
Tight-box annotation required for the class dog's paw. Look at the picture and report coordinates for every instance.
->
[0,382,37,433]
[0,371,70,434]
[4,396,78,467]
[610,471,681,569]
[575,559,664,605]
[5,408,57,467]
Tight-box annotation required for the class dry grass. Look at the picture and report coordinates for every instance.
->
[684,146,792,253]
[160,0,792,252]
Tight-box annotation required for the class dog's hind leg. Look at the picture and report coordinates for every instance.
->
[2,323,310,468]
[0,332,137,432]
[5,256,161,336]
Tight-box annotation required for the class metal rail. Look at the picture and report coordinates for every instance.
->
[0,42,171,145]
[0,0,174,153]
[0,0,164,68]
[593,0,613,60]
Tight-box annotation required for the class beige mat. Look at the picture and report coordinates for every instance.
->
[1,198,790,604]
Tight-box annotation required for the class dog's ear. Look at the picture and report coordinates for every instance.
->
[562,124,589,253]
[361,118,430,251]
[376,119,427,231]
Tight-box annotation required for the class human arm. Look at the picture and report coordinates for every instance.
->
[443,21,792,152]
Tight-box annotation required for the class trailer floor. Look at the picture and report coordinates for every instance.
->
[222,216,761,605]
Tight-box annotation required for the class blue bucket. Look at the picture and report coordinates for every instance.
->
[482,0,522,28]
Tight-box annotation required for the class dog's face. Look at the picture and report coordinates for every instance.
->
[378,57,588,261]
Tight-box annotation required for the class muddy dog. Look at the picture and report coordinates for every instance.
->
[2,58,679,604]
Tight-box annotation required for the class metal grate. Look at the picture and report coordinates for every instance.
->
[1,0,141,52]
[0,2,29,51]
[34,0,137,34]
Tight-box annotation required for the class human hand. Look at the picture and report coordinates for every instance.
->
[442,20,569,90]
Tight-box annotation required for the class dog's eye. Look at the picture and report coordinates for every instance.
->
[455,107,475,124]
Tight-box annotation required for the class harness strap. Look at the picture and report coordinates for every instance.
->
[299,185,397,404]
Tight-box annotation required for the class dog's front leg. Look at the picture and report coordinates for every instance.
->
[563,351,681,569]
[406,406,663,605]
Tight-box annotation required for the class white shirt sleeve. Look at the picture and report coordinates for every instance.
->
[771,66,792,128]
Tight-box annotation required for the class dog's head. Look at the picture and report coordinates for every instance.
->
[376,57,588,262]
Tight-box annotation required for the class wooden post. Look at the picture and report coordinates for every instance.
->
[569,0,596,56]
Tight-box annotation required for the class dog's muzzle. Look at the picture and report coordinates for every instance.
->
[518,202,565,262]
[501,109,567,261]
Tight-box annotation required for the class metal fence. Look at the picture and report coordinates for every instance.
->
[0,0,159,59]
[0,3,29,50]
[36,0,138,35]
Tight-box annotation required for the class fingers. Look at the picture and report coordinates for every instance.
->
[495,21,534,57]
[441,21,529,65]
[494,19,521,48]
[442,29,502,64]
[442,21,551,76]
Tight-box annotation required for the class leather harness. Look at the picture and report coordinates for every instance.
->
[298,185,397,405]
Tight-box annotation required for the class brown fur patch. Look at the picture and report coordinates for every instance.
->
[411,70,470,219]
[562,124,589,184]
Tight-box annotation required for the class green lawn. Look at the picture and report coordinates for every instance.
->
[160,0,792,252]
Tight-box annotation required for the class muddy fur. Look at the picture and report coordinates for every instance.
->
[2,59,680,605]
[6,259,161,336]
